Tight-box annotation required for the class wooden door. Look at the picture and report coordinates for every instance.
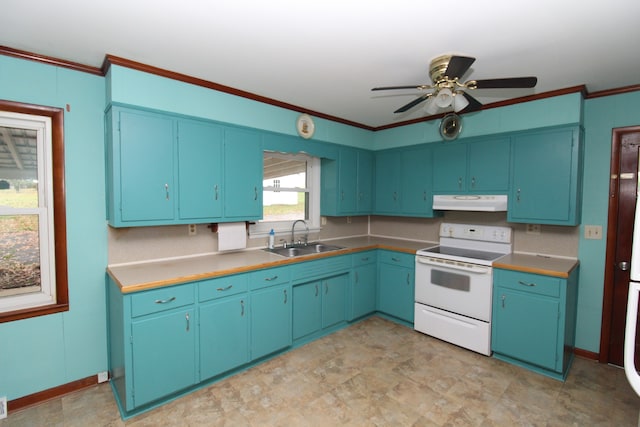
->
[601,126,640,366]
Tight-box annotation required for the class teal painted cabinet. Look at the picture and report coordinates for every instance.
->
[249,267,292,360]
[508,126,582,225]
[108,107,176,224]
[432,137,510,194]
[491,267,579,380]
[198,274,249,380]
[177,119,223,220]
[293,281,322,340]
[374,150,401,214]
[321,147,373,216]
[350,251,377,320]
[377,250,415,323]
[322,274,348,328]
[224,128,263,219]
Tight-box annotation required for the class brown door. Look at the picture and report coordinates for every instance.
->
[601,126,640,366]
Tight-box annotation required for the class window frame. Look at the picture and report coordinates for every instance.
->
[0,100,68,323]
[250,152,321,238]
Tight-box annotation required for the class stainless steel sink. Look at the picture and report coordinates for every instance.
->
[265,242,345,258]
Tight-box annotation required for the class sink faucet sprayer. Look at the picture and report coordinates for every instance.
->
[291,219,309,247]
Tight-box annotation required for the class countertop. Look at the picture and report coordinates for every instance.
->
[107,236,434,293]
[493,253,579,278]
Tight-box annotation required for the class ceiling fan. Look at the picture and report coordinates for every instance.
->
[372,54,537,115]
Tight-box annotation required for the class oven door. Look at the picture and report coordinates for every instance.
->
[415,256,492,322]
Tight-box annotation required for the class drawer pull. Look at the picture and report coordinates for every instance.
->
[154,296,176,304]
[315,284,319,297]
[361,257,369,262]
[391,257,400,262]
[265,275,279,281]
[240,300,245,317]
[518,280,536,287]
[283,289,288,304]
[186,313,190,332]
[216,285,233,291]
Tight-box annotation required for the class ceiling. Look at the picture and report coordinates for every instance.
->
[1,0,639,128]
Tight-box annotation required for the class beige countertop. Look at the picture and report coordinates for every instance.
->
[493,253,579,278]
[107,236,434,293]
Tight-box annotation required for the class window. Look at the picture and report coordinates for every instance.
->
[251,152,320,237]
[0,100,68,323]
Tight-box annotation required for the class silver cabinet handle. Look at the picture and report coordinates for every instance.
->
[423,191,427,201]
[214,184,219,201]
[518,280,536,287]
[501,295,506,308]
[240,300,245,317]
[361,257,369,262]
[355,271,359,283]
[393,191,397,201]
[315,284,319,297]
[341,191,345,201]
[471,177,476,188]
[391,257,400,262]
[325,283,329,294]
[165,183,170,200]
[458,177,462,189]
[406,273,410,285]
[254,187,258,200]
[154,296,176,304]
[283,289,287,304]
[185,312,190,332]
[517,188,521,202]
[265,275,278,281]
[216,285,233,291]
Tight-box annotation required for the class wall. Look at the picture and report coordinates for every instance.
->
[0,56,107,400]
[577,91,640,352]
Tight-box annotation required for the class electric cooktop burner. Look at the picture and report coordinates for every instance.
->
[417,245,506,262]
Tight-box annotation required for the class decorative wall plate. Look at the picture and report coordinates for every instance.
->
[439,113,462,141]
[296,114,315,139]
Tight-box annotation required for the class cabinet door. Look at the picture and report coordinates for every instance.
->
[508,128,579,224]
[293,281,322,340]
[351,263,377,320]
[356,150,373,213]
[339,148,358,214]
[374,151,401,214]
[322,274,348,328]
[224,128,263,219]
[432,142,467,193]
[131,308,196,407]
[199,296,249,380]
[177,120,223,220]
[467,137,510,193]
[250,284,291,360]
[118,109,175,222]
[492,287,559,370]
[378,263,414,323]
[401,146,434,216]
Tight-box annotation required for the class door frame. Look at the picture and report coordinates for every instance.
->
[599,125,640,363]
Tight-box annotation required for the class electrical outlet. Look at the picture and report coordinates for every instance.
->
[526,224,541,235]
[585,225,603,240]
[97,371,109,383]
[188,224,196,236]
[347,216,352,224]
[0,396,7,420]
[321,216,327,226]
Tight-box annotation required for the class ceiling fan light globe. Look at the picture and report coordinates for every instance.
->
[453,93,470,112]
[424,97,440,115]
[435,88,453,108]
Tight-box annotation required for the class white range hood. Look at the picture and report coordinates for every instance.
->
[432,195,508,212]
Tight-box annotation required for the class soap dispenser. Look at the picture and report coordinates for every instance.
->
[268,229,275,249]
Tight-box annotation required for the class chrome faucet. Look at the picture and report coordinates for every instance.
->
[291,219,309,247]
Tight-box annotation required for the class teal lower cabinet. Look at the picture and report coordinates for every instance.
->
[350,250,377,320]
[491,267,579,380]
[293,281,322,339]
[377,250,415,323]
[249,280,292,360]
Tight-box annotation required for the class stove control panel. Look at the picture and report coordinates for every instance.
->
[440,223,512,244]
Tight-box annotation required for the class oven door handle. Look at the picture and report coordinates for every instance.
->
[416,257,491,274]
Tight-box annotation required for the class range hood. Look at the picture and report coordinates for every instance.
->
[433,195,508,212]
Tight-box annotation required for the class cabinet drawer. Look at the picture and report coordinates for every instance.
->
[291,255,351,282]
[494,269,561,298]
[378,250,414,268]
[131,283,195,317]
[352,250,377,267]
[249,266,290,290]
[199,274,248,302]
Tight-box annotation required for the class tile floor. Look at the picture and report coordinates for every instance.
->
[2,316,640,426]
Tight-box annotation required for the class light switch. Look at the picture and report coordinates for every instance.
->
[585,225,602,240]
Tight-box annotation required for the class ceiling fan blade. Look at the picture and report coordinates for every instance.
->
[472,77,538,89]
[444,56,476,79]
[459,92,483,113]
[394,94,431,113]
[372,85,430,91]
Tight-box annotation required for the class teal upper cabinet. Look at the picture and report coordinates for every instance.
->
[432,137,510,194]
[374,146,436,217]
[106,105,263,227]
[177,119,223,220]
[508,126,583,225]
[109,107,176,224]
[321,147,373,216]
[223,128,263,219]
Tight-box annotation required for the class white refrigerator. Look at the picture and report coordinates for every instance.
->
[624,193,640,424]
